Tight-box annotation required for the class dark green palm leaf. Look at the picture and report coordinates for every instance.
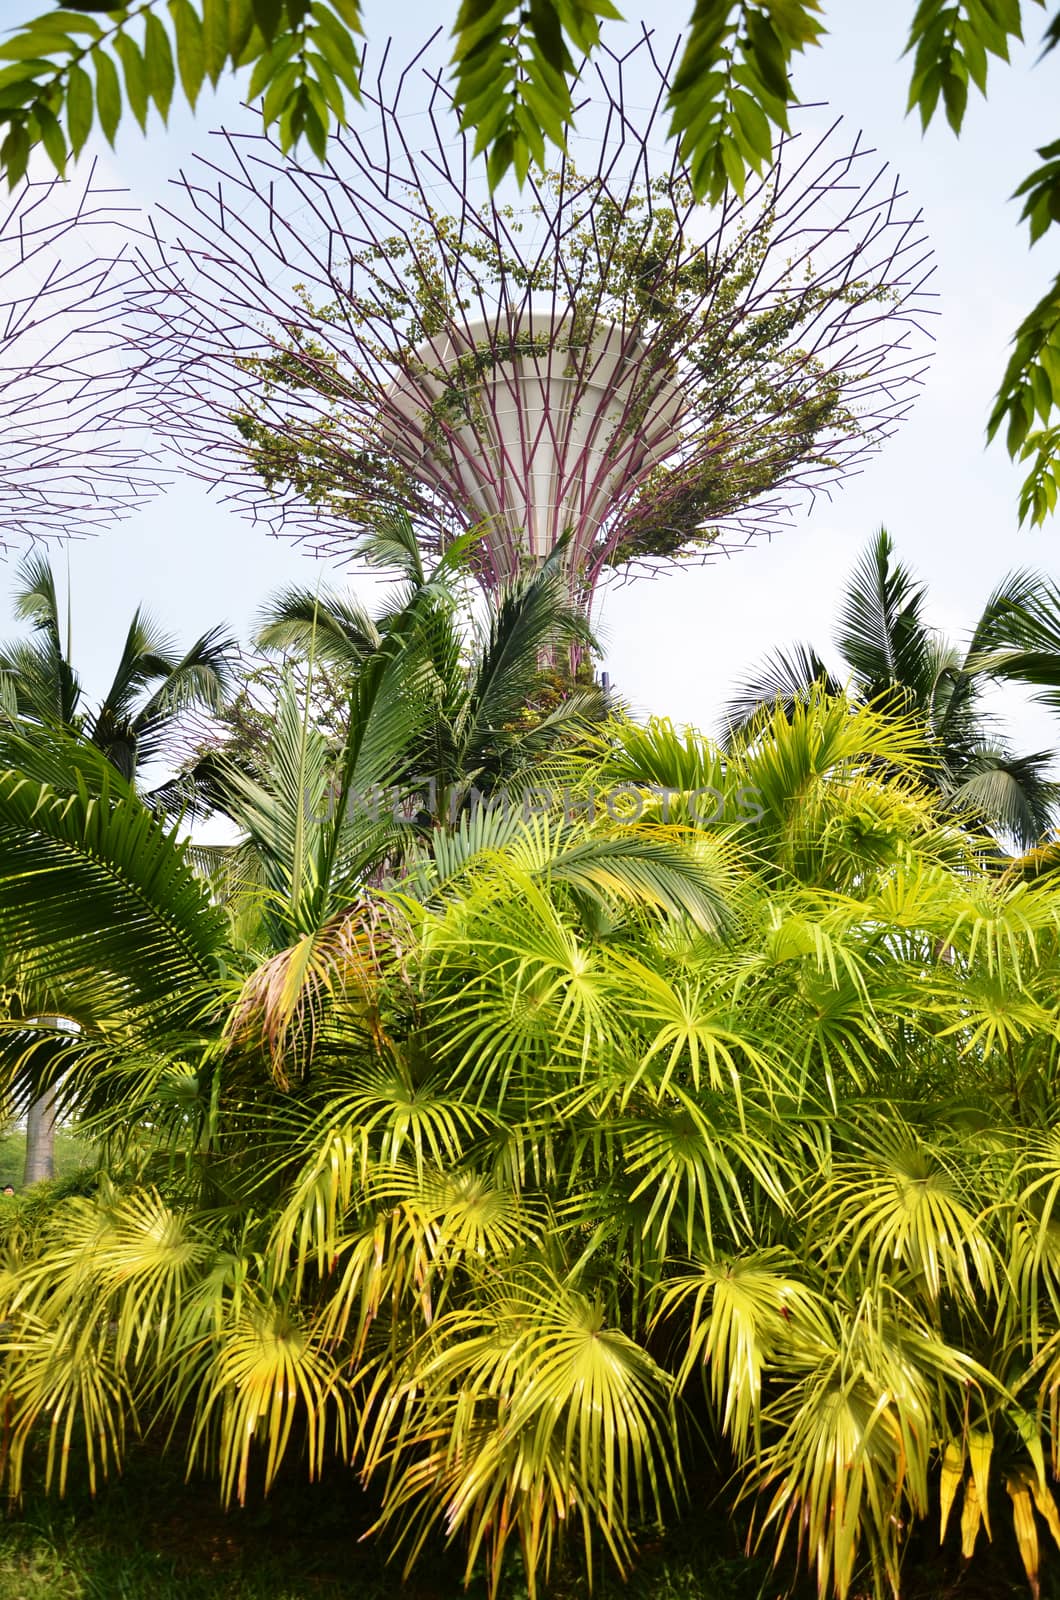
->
[722,642,842,743]
[0,751,226,1010]
[255,587,382,670]
[834,526,933,699]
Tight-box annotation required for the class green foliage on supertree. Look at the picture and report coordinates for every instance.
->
[228,170,877,586]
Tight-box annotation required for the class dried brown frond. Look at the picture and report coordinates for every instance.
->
[223,897,411,1088]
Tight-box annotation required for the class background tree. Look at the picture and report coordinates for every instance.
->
[169,517,603,837]
[0,548,235,1185]
[722,526,1059,850]
[254,517,604,816]
[2,3,1058,527]
[0,549,235,788]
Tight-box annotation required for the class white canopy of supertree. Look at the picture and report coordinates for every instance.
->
[135,28,936,604]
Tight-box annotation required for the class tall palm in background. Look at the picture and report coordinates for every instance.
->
[0,550,235,1185]
[257,517,604,809]
[0,550,235,788]
[184,517,605,850]
[723,527,1058,849]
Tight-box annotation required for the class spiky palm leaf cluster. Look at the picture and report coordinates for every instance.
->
[0,550,235,788]
[6,664,1060,1599]
[724,527,1060,851]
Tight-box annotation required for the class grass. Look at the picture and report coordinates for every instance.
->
[0,1511,768,1600]
[0,1445,777,1600]
[0,1124,95,1191]
[0,1443,1055,1599]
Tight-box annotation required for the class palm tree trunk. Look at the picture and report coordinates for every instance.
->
[21,1012,66,1188]
[23,1086,57,1186]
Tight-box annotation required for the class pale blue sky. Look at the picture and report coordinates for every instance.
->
[3,0,1059,752]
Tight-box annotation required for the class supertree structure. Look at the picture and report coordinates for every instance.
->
[0,162,158,550]
[139,28,935,605]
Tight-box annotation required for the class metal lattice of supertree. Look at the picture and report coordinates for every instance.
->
[0,162,159,551]
[137,28,936,604]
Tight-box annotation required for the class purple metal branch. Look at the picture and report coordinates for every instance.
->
[133,28,937,603]
[0,162,161,551]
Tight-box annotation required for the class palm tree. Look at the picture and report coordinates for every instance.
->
[0,550,235,789]
[0,550,235,1185]
[968,569,1060,716]
[183,517,606,858]
[722,527,1058,850]
[6,699,1060,1597]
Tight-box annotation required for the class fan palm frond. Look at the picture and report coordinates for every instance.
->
[360,1267,678,1597]
[725,531,1058,850]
